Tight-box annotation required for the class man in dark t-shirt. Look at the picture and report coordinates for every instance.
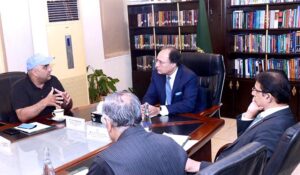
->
[11,53,73,123]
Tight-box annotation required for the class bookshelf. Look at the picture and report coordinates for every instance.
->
[127,0,200,99]
[223,0,300,121]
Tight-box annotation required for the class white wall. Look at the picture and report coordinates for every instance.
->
[0,0,33,71]
[0,0,132,91]
[81,0,132,91]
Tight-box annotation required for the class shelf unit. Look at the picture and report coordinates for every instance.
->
[127,0,199,99]
[222,0,300,121]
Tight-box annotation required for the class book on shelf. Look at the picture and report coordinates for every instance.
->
[234,58,266,77]
[136,55,155,71]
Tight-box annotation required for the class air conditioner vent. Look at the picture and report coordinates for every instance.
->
[47,0,79,22]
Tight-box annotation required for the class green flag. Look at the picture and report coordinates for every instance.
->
[197,0,212,53]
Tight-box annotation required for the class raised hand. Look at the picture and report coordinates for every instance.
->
[54,88,71,106]
[244,99,264,119]
[43,87,62,108]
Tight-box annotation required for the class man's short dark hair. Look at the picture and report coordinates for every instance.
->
[256,69,291,104]
[162,47,181,66]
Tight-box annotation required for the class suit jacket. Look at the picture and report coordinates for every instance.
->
[143,65,205,114]
[200,107,296,169]
[88,126,187,175]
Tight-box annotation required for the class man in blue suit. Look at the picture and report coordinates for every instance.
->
[142,47,203,117]
[185,69,296,173]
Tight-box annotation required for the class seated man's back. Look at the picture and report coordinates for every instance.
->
[88,92,187,175]
[89,126,187,175]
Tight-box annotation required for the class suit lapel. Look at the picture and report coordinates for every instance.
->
[222,108,291,151]
[172,65,183,99]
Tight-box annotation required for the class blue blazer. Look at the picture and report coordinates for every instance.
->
[143,65,205,114]
[200,107,296,169]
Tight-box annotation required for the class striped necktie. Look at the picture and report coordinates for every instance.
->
[165,76,172,105]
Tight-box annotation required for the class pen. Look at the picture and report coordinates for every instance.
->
[31,124,37,129]
[181,136,190,147]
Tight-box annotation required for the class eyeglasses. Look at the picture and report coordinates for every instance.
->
[252,87,264,93]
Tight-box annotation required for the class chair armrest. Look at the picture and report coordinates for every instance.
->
[214,143,232,162]
[181,104,222,119]
[197,104,222,118]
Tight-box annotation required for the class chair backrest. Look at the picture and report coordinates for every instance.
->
[0,71,26,122]
[197,142,267,175]
[263,122,300,175]
[181,52,225,117]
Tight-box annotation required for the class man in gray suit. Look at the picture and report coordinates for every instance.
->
[185,69,296,173]
[88,91,187,175]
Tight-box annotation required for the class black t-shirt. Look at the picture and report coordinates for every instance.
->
[11,75,65,122]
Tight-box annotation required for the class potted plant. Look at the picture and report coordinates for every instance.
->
[87,66,119,103]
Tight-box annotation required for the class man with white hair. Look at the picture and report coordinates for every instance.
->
[88,91,187,175]
[11,53,72,123]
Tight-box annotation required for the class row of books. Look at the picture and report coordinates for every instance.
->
[178,10,198,26]
[134,34,155,49]
[134,34,179,49]
[234,58,266,77]
[233,31,300,53]
[234,57,300,79]
[232,7,300,29]
[156,35,180,49]
[267,32,300,53]
[134,34,197,49]
[234,34,266,53]
[137,13,154,27]
[155,11,179,26]
[232,10,266,29]
[180,34,197,50]
[231,0,300,6]
[136,10,198,27]
[269,7,300,29]
[268,58,300,79]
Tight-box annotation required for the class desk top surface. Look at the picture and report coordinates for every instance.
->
[0,104,224,175]
[0,122,109,175]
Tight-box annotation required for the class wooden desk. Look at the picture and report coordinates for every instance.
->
[0,104,224,175]
[56,105,224,174]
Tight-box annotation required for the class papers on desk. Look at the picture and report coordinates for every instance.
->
[163,133,198,151]
[163,133,190,146]
[0,136,11,154]
[14,122,51,134]
[183,140,198,151]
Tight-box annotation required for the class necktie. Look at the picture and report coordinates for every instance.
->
[249,113,263,128]
[165,76,172,105]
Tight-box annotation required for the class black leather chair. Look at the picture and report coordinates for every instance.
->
[181,52,225,117]
[0,72,26,122]
[197,142,267,175]
[263,122,300,175]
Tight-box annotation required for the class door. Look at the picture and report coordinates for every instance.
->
[47,21,89,106]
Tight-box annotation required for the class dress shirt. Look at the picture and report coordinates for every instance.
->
[160,68,178,116]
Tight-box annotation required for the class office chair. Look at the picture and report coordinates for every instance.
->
[0,71,26,122]
[197,142,267,175]
[263,122,300,175]
[181,52,225,117]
